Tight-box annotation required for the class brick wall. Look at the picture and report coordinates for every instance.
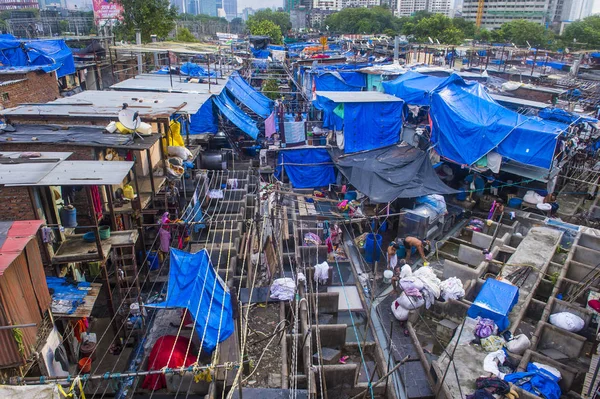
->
[0,71,59,109]
[0,186,35,221]
[0,143,95,161]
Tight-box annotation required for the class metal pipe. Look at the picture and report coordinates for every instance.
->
[0,323,37,330]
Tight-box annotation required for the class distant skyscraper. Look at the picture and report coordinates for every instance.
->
[223,0,236,19]
[397,0,427,16]
[241,6,254,20]
[199,0,216,15]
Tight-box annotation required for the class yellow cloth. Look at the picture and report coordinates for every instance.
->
[169,120,185,147]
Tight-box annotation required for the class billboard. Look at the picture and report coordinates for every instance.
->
[93,0,124,21]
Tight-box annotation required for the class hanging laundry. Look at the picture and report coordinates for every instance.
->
[227,178,239,189]
[90,186,103,220]
[314,261,330,284]
[265,111,276,138]
[159,227,171,253]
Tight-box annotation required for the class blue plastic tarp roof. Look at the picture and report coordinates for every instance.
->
[313,95,343,131]
[314,71,364,92]
[213,92,259,139]
[146,248,234,353]
[251,48,270,59]
[344,102,403,153]
[430,75,565,168]
[180,62,218,78]
[0,38,75,78]
[382,71,446,106]
[539,107,598,124]
[225,71,274,119]
[190,99,218,134]
[274,148,336,188]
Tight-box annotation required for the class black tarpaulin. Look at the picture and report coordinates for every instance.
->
[331,144,457,203]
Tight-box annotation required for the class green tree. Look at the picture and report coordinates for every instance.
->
[262,79,280,100]
[562,15,600,48]
[497,19,546,46]
[474,28,492,42]
[452,17,475,38]
[384,28,396,37]
[58,20,69,34]
[324,7,400,34]
[175,27,197,42]
[247,19,282,44]
[115,0,178,42]
[248,8,291,34]
[412,13,464,44]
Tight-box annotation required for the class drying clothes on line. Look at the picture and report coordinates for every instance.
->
[208,189,224,199]
[314,261,330,284]
[270,278,295,301]
[304,232,321,246]
[142,335,197,391]
[265,112,276,138]
[159,227,171,253]
[90,186,103,220]
[227,179,239,189]
[41,227,55,244]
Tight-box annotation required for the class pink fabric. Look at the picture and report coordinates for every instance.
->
[159,227,171,253]
[265,111,276,138]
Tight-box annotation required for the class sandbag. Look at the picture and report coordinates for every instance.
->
[549,312,585,332]
[396,292,425,310]
[168,146,193,160]
[505,334,531,355]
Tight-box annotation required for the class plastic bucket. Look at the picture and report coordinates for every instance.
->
[364,233,382,263]
[508,198,523,208]
[383,270,394,284]
[78,357,92,373]
[60,206,77,228]
[79,341,96,360]
[147,251,159,271]
[99,225,111,240]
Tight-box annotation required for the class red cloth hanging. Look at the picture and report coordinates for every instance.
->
[142,335,197,390]
[90,186,103,220]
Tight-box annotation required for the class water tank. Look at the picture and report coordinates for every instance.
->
[201,151,227,170]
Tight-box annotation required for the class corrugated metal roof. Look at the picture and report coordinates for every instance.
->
[8,160,134,187]
[2,90,213,119]
[0,220,43,274]
[491,94,549,109]
[0,152,71,185]
[315,91,403,103]
[111,73,225,95]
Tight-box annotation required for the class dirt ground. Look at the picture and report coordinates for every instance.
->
[243,303,283,388]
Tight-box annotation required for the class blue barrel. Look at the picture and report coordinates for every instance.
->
[60,207,77,228]
[508,198,523,208]
[364,233,382,263]
[456,188,467,201]
[147,251,160,271]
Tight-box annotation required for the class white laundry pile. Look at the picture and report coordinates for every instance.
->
[440,277,465,301]
[270,278,296,301]
[208,189,224,199]
[314,261,330,285]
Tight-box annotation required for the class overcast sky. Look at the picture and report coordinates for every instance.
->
[238,0,282,12]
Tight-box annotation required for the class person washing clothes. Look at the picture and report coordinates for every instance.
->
[399,236,431,264]
[387,241,399,270]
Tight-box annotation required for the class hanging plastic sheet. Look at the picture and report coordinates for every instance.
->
[190,99,218,134]
[212,92,259,139]
[313,95,343,131]
[180,62,218,78]
[250,48,270,59]
[145,248,234,353]
[274,148,336,188]
[382,71,447,106]
[314,71,364,92]
[225,71,274,118]
[0,38,75,78]
[331,145,457,203]
[430,75,563,168]
[343,101,403,153]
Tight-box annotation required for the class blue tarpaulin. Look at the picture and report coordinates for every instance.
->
[344,102,403,153]
[146,248,234,353]
[430,75,564,168]
[505,363,561,399]
[180,62,218,77]
[274,148,336,188]
[314,71,364,91]
[467,278,519,331]
[190,99,218,134]
[0,38,75,78]
[382,71,446,106]
[525,59,568,71]
[250,48,270,59]
[213,92,259,139]
[313,95,343,131]
[539,107,598,124]
[225,71,274,118]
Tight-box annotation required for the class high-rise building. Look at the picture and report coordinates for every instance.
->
[428,0,450,15]
[241,6,254,20]
[397,0,427,16]
[0,0,40,10]
[461,0,593,29]
[380,0,398,14]
[223,0,237,19]
[199,0,217,16]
